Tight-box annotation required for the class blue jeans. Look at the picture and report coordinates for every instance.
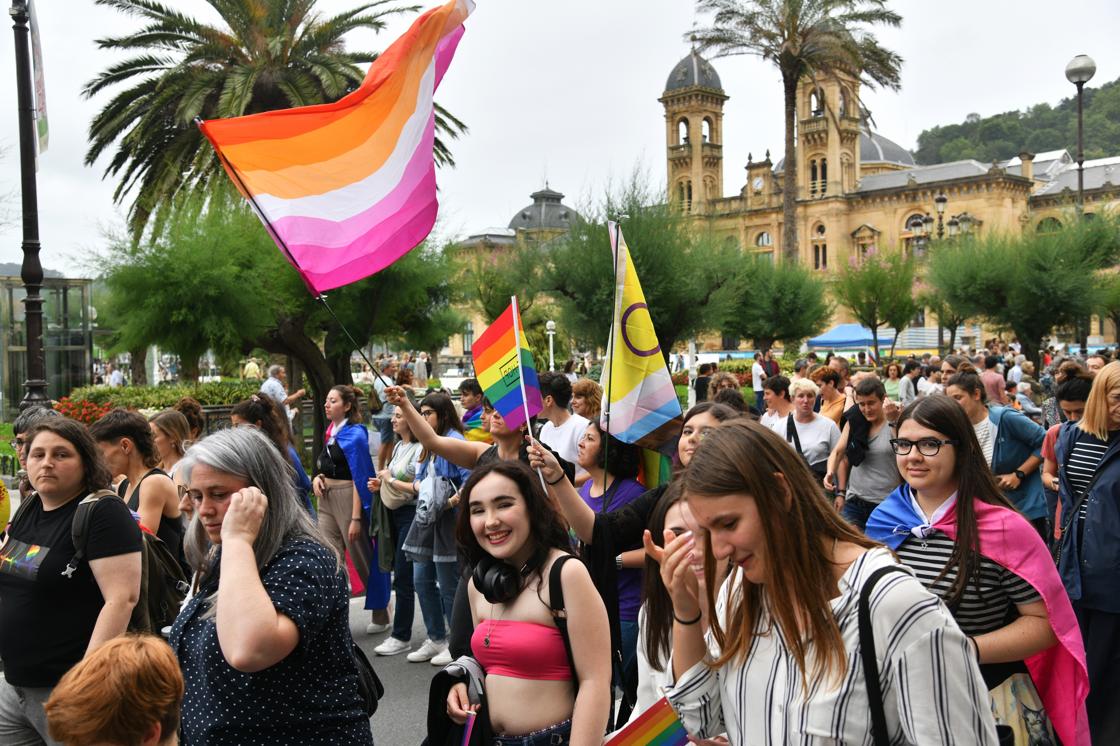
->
[841,495,879,533]
[414,559,459,642]
[618,619,639,687]
[755,391,765,412]
[389,504,417,642]
[493,719,571,745]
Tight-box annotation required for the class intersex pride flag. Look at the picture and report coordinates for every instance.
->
[199,0,474,294]
[471,298,542,432]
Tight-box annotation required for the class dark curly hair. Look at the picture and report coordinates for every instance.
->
[584,421,641,479]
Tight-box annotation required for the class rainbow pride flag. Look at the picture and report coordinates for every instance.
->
[605,696,689,746]
[601,222,682,451]
[199,0,473,294]
[471,297,542,431]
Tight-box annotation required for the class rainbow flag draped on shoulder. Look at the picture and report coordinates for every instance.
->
[601,223,683,451]
[199,0,474,294]
[471,298,542,431]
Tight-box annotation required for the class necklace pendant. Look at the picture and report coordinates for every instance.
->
[483,636,490,648]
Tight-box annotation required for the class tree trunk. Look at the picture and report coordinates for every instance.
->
[889,330,900,358]
[129,346,148,385]
[871,327,880,364]
[948,324,958,355]
[180,355,201,382]
[781,73,800,264]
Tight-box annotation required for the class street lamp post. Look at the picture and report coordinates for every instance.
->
[1066,53,1096,356]
[934,191,948,238]
[545,320,556,371]
[1065,54,1096,216]
[9,0,48,410]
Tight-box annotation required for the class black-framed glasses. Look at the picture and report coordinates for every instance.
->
[890,438,958,456]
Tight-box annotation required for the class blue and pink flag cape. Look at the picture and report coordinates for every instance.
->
[866,484,1090,746]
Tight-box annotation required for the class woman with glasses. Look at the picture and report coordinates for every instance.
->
[170,427,373,745]
[310,385,391,638]
[945,368,1049,537]
[1053,361,1120,742]
[230,395,314,517]
[867,396,1088,746]
[0,418,141,744]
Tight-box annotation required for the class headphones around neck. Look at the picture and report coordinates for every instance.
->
[472,548,545,605]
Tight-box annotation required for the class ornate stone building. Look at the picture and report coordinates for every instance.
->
[664,50,1120,349]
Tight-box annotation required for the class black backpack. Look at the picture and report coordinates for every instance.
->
[11,489,190,633]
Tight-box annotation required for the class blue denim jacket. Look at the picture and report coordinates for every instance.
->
[989,406,1046,520]
[1054,421,1120,613]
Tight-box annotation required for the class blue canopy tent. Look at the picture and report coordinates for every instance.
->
[807,323,882,349]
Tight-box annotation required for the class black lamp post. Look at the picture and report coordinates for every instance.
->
[9,0,48,410]
[1065,54,1096,216]
[934,191,948,238]
[1066,54,1096,357]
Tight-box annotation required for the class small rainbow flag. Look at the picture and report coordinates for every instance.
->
[199,0,474,294]
[605,696,689,746]
[471,297,542,431]
[460,711,476,746]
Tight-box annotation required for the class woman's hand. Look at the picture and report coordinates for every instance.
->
[221,487,268,545]
[367,476,381,493]
[312,475,324,499]
[384,386,408,406]
[446,682,477,725]
[527,437,564,486]
[643,528,701,619]
[347,515,362,543]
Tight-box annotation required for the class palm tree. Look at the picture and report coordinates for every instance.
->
[692,0,903,263]
[84,0,467,238]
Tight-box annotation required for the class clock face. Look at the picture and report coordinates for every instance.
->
[752,176,764,192]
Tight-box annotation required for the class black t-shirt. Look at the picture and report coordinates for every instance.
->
[120,469,186,570]
[316,441,352,481]
[0,494,142,686]
[694,376,710,403]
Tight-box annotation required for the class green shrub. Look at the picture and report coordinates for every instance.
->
[67,381,266,410]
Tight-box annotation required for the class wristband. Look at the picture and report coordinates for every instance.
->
[615,554,623,570]
[673,609,702,625]
[545,472,565,486]
[351,517,362,522]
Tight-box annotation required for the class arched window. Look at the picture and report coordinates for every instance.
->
[755,231,773,247]
[810,88,824,117]
[819,158,828,195]
[677,119,689,145]
[1036,217,1062,233]
[678,180,693,212]
[839,87,850,117]
[463,321,474,353]
[810,159,819,195]
[813,224,827,270]
[702,117,712,143]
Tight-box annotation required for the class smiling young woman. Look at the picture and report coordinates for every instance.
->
[650,419,1000,744]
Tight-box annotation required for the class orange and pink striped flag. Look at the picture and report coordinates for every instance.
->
[200,0,474,293]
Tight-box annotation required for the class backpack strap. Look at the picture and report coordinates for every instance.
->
[858,564,909,746]
[6,491,41,538]
[63,489,123,580]
[548,555,579,682]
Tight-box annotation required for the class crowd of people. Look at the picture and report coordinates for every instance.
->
[1,341,1117,745]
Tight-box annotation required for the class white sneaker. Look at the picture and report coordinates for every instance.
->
[430,648,453,666]
[373,637,411,656]
[365,621,391,635]
[406,638,447,663]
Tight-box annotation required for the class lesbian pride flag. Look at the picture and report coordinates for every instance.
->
[471,297,542,432]
[605,697,689,746]
[199,0,473,294]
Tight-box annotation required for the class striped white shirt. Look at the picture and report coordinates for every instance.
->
[1065,436,1109,522]
[666,548,998,745]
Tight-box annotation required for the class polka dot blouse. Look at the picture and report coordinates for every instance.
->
[169,538,373,745]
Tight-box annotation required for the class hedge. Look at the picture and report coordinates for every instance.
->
[66,381,267,410]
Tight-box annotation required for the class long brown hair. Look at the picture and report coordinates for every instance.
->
[641,482,685,671]
[895,395,1014,605]
[684,419,877,688]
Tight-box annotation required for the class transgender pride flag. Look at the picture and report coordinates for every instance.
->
[199,0,474,294]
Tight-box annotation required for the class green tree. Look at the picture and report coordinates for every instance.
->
[1098,273,1120,345]
[84,0,466,237]
[98,198,274,380]
[723,256,831,353]
[542,179,739,359]
[917,285,970,356]
[927,217,1120,365]
[692,0,902,262]
[831,248,916,361]
[455,241,545,323]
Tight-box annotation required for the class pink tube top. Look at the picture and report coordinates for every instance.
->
[472,620,572,681]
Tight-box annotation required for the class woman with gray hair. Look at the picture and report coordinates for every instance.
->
[169,427,372,745]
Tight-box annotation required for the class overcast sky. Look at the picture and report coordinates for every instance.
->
[1,0,1119,272]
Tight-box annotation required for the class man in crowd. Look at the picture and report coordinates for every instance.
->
[459,378,491,443]
[372,358,398,469]
[898,360,921,405]
[1086,353,1109,374]
[694,363,713,403]
[981,354,1008,404]
[538,372,590,485]
[260,364,306,428]
[750,354,767,411]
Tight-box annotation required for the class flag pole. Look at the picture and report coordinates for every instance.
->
[601,217,626,509]
[195,117,392,389]
[511,294,548,491]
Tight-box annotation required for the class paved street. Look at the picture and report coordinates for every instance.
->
[349,596,439,745]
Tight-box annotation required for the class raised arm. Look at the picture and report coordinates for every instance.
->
[528,437,595,542]
[384,386,486,470]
